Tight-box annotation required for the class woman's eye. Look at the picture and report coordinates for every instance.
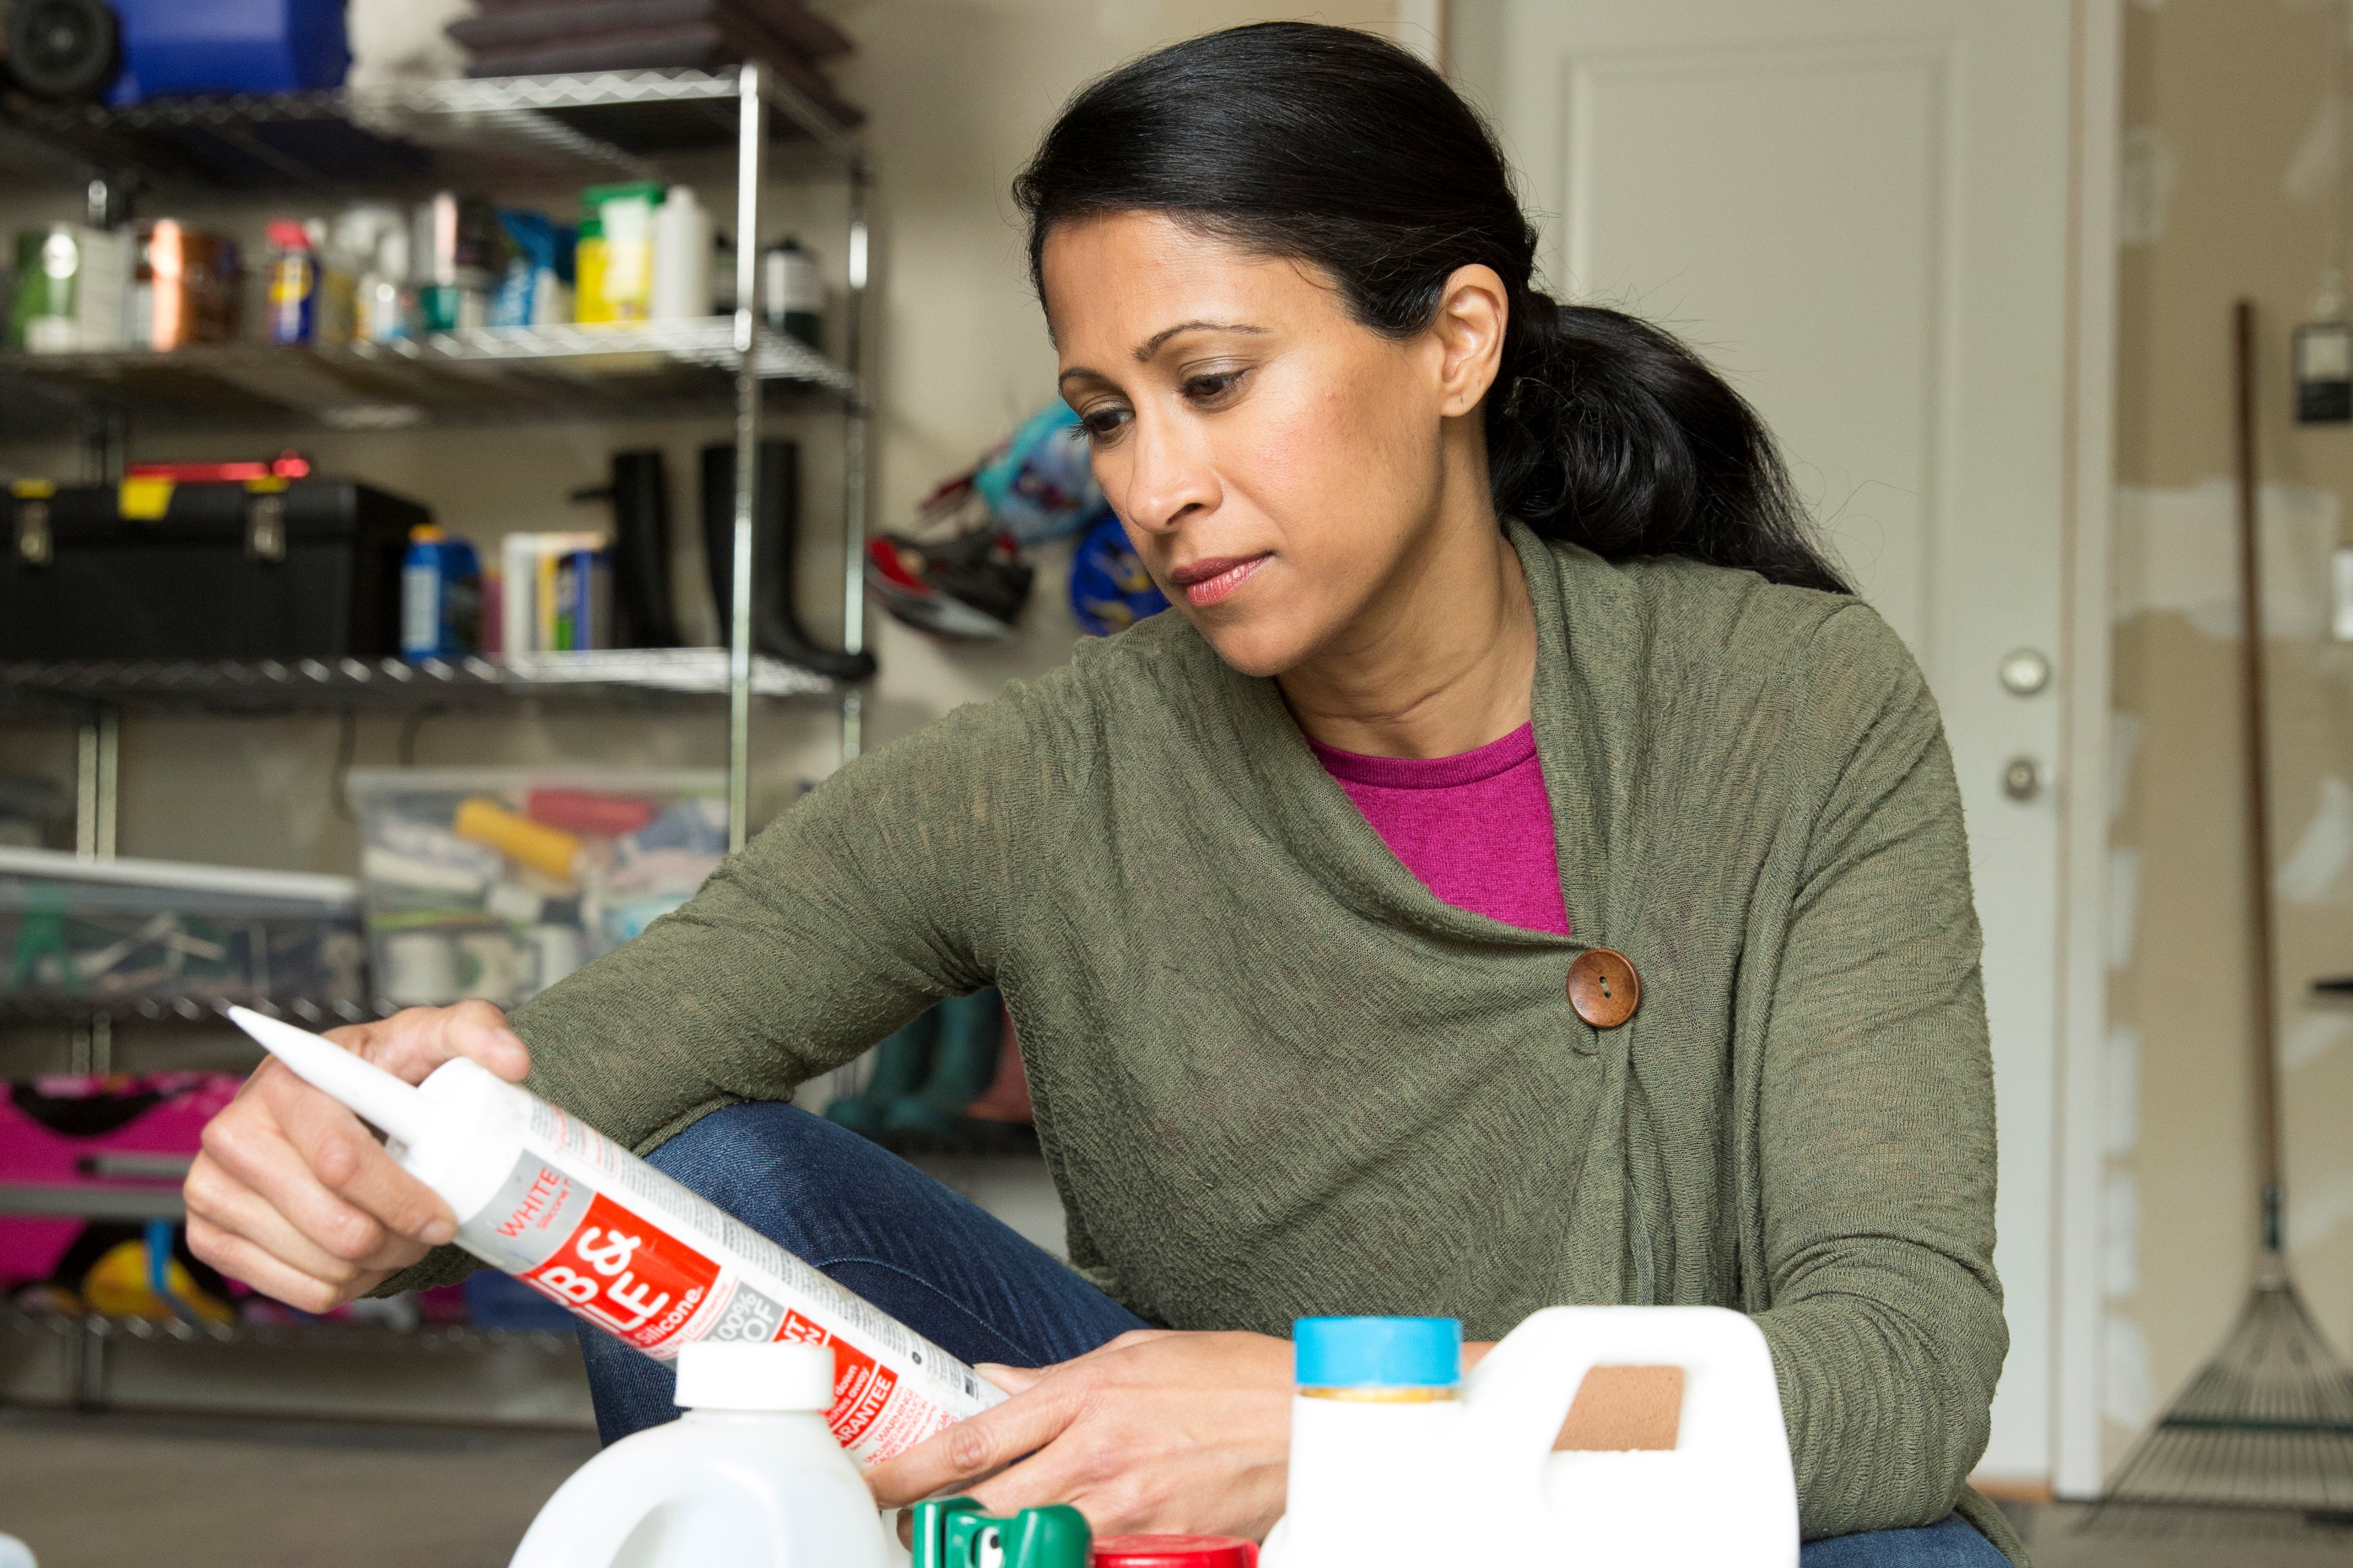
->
[1184,371,1244,402]
[1078,406,1130,440]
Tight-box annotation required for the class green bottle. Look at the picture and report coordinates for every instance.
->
[909,1497,1091,1568]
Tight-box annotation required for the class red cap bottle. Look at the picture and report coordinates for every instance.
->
[1089,1537,1258,1568]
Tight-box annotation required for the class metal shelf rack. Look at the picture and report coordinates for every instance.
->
[1,1301,582,1416]
[3,1302,576,1358]
[0,649,836,716]
[0,320,855,435]
[0,64,876,1083]
[0,66,860,191]
[0,66,879,1421]
[4,994,379,1027]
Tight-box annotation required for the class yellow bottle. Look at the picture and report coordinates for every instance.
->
[574,215,610,325]
[582,182,663,325]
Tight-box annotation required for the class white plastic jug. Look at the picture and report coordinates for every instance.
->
[509,1340,895,1568]
[1264,1306,1798,1568]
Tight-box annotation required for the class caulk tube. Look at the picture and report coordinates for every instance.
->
[226,1007,1004,1463]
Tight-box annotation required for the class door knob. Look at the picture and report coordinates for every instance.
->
[2000,649,2051,696]
[2003,756,2042,801]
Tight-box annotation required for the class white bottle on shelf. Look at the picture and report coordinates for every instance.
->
[652,185,714,321]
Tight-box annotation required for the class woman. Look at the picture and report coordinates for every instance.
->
[187,23,2016,1566]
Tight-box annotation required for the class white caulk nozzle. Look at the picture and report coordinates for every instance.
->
[226,1006,437,1147]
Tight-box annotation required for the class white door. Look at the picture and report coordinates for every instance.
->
[1454,0,2082,1485]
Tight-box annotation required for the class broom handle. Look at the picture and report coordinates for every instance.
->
[2232,299,2286,1255]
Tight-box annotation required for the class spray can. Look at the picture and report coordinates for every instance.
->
[224,1007,1005,1463]
[264,220,321,345]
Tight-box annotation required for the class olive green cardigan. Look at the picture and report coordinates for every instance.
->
[401,524,2019,1559]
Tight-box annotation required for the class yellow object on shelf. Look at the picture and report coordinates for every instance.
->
[575,220,610,325]
[580,183,660,326]
[82,1238,235,1324]
[455,796,583,881]
[117,476,173,520]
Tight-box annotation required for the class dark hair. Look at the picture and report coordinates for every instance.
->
[1013,22,1851,595]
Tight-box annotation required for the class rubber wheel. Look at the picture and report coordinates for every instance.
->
[5,0,120,102]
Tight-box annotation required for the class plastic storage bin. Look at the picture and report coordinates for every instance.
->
[345,768,728,1010]
[0,847,364,1016]
[109,0,351,104]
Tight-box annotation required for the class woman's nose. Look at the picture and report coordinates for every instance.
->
[1116,410,1219,534]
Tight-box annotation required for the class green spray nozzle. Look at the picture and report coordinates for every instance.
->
[910,1497,1090,1568]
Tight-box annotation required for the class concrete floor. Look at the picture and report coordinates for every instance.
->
[0,1409,596,1568]
[2009,1502,2353,1566]
[1,1407,2350,1567]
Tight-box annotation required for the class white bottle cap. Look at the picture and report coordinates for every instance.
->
[673,1340,836,1412]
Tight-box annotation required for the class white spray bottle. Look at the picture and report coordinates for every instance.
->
[225,1007,1004,1464]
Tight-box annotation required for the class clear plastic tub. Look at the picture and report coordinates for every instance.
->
[344,767,728,1010]
[0,847,364,1015]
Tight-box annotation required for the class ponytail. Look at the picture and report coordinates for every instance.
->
[1014,21,1853,596]
[1493,298,1847,593]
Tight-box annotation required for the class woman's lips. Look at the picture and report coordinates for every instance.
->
[1169,553,1271,609]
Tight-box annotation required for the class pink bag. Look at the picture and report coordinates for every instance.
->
[1,1072,240,1302]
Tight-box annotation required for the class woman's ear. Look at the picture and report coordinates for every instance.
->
[1430,264,1509,417]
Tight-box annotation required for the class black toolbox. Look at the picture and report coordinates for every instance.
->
[1,477,426,660]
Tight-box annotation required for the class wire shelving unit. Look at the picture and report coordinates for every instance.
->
[0,65,874,1416]
[1,63,875,850]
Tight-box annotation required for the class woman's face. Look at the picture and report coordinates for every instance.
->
[1044,212,1500,677]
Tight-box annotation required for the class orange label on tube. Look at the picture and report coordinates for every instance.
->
[521,1190,723,1350]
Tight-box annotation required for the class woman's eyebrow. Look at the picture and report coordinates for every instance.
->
[1133,320,1267,361]
[1058,321,1271,388]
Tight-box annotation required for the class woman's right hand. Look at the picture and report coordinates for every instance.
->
[183,1001,531,1313]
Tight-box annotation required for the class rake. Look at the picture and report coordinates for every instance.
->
[2085,300,2353,1531]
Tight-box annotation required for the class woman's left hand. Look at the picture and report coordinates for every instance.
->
[864,1329,1293,1540]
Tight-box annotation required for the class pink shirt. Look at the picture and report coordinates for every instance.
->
[1307,723,1571,936]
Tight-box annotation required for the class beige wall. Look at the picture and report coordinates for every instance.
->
[0,1,1396,1070]
[2106,0,2353,1469]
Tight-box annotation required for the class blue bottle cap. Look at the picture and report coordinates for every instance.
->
[1293,1316,1462,1389]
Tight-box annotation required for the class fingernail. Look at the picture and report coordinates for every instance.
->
[420,1215,456,1246]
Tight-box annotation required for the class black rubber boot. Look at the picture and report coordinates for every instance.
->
[699,440,877,682]
[572,449,681,648]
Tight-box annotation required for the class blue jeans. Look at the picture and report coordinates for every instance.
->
[579,1104,2008,1568]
